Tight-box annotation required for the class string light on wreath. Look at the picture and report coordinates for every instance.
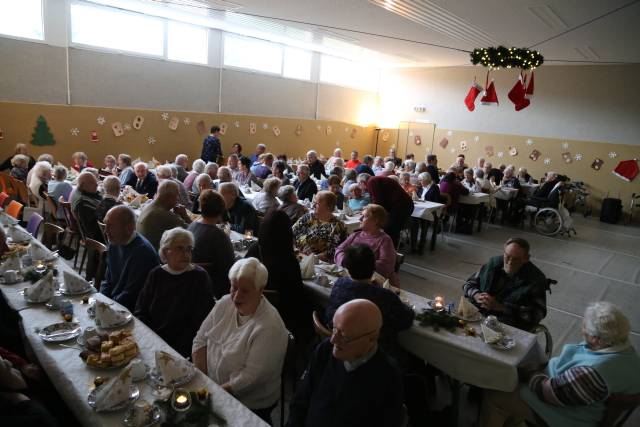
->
[470,46,544,70]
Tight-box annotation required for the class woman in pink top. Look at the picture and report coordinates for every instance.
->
[334,204,398,286]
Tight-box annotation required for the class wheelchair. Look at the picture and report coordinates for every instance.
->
[525,183,577,237]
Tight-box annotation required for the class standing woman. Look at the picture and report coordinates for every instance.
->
[366,176,414,248]
[201,125,223,164]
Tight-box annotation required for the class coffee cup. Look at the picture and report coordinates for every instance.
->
[131,401,151,425]
[3,270,18,283]
[82,326,98,343]
[314,275,329,287]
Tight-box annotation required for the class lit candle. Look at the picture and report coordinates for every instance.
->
[434,296,445,311]
[172,389,191,412]
[244,230,253,240]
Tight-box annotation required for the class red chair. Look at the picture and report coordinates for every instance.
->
[0,191,9,208]
[5,200,23,219]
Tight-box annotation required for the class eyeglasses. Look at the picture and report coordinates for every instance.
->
[169,245,193,253]
[331,327,377,345]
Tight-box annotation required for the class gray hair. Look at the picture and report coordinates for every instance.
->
[103,175,121,197]
[218,181,238,195]
[356,173,370,184]
[195,173,213,189]
[11,154,29,167]
[53,165,68,181]
[333,148,342,156]
[262,177,281,195]
[297,164,310,175]
[217,166,232,182]
[175,154,188,164]
[205,162,219,175]
[158,227,194,263]
[404,160,416,171]
[278,185,296,201]
[547,171,558,180]
[415,161,427,173]
[229,257,268,290]
[399,171,411,180]
[157,179,180,197]
[333,158,344,168]
[33,161,52,180]
[345,169,357,180]
[257,143,266,150]
[169,165,178,179]
[349,183,360,193]
[583,302,630,348]
[192,159,206,174]
[464,168,474,176]
[155,165,172,179]
[306,150,317,158]
[417,172,431,183]
[384,161,395,172]
[475,168,485,179]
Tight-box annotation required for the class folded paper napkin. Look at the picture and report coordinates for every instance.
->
[29,244,49,261]
[250,180,262,192]
[342,203,353,216]
[300,254,316,279]
[0,213,18,226]
[95,366,132,411]
[8,226,30,243]
[63,270,90,293]
[155,350,190,383]
[95,301,128,327]
[481,322,504,344]
[0,256,20,274]
[457,296,480,319]
[24,271,54,302]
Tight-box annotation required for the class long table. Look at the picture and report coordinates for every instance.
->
[0,220,267,427]
[458,192,490,233]
[411,200,445,251]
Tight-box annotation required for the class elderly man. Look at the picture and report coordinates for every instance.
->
[250,143,267,164]
[125,162,158,198]
[389,148,402,167]
[173,154,189,182]
[217,166,233,185]
[426,154,440,184]
[355,155,375,176]
[192,173,214,213]
[156,165,190,209]
[201,125,223,164]
[95,175,122,222]
[136,180,192,249]
[277,185,308,223]
[484,161,503,184]
[251,153,274,179]
[306,150,327,180]
[481,302,640,427]
[463,237,547,331]
[294,164,318,202]
[101,205,160,311]
[287,299,404,427]
[192,163,219,192]
[219,182,259,234]
[345,150,361,169]
[71,171,103,243]
[226,154,241,180]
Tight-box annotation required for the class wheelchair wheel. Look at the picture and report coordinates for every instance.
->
[535,208,563,236]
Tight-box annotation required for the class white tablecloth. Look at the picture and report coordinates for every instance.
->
[411,201,445,221]
[459,192,490,205]
[494,187,519,201]
[302,271,540,392]
[520,182,540,196]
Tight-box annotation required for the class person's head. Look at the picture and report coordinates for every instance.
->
[547,171,558,182]
[38,153,54,164]
[159,228,194,271]
[350,183,362,199]
[219,182,239,209]
[239,156,252,172]
[362,155,373,167]
[228,257,268,316]
[499,164,506,171]
[427,154,437,166]
[192,159,206,174]
[155,165,172,181]
[169,165,179,179]
[272,160,287,178]
[350,150,359,160]
[196,173,213,192]
[333,148,342,158]
[133,162,148,180]
[104,205,136,245]
[175,154,188,168]
[262,177,281,196]
[210,125,221,135]
[477,157,485,169]
[199,189,226,219]
[255,143,266,155]
[314,190,337,218]
[373,156,384,167]
[517,167,528,179]
[118,154,132,169]
[103,176,121,198]
[231,143,242,155]
[399,171,412,185]
[442,171,456,183]
[403,160,415,173]
[257,209,294,254]
[156,180,180,209]
[384,161,395,172]
[341,244,375,280]
[204,162,219,179]
[217,166,232,182]
[104,155,116,170]
[306,150,318,164]
[297,164,310,180]
[330,167,344,180]
[344,168,357,183]
[327,175,341,194]
[77,171,98,193]
[72,151,88,167]
[418,171,432,187]
[415,161,427,174]
[333,158,344,169]
[582,302,630,350]
[277,154,288,163]
[503,166,515,179]
[389,148,396,158]
[14,143,28,155]
[278,185,298,204]
[463,168,474,181]
[474,168,485,179]
[331,299,382,362]
[357,173,370,191]
[11,154,29,169]
[503,237,530,275]
[226,153,239,169]
[361,203,387,233]
[455,155,465,167]
[53,165,68,182]
[483,161,493,175]
[263,153,274,167]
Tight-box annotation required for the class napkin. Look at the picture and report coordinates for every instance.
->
[481,322,504,344]
[250,180,261,192]
[0,255,20,274]
[300,254,316,279]
[457,296,480,319]
[95,301,128,327]
[24,271,54,302]
[7,226,30,243]
[63,270,90,293]
[342,203,353,216]
[29,244,49,261]
[95,366,132,411]
[155,351,190,383]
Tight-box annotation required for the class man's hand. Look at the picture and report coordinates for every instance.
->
[475,293,505,312]
[173,204,191,222]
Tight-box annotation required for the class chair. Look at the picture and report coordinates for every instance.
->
[279,333,296,427]
[529,393,640,427]
[84,238,108,290]
[9,176,30,206]
[263,289,280,308]
[41,222,65,251]
[394,252,405,273]
[97,221,108,244]
[312,310,331,338]
[26,212,44,238]
[0,191,9,209]
[59,199,82,268]
[0,172,17,198]
[5,200,23,219]
[531,324,553,360]
[44,192,60,225]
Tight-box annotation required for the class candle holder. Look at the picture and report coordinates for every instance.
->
[34,260,47,274]
[433,296,445,312]
[171,388,191,412]
[244,230,254,240]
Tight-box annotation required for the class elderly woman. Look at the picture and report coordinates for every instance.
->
[28,161,53,211]
[47,165,73,220]
[461,168,481,193]
[188,190,234,298]
[252,177,281,214]
[410,172,441,254]
[335,204,397,286]
[192,258,288,424]
[347,183,370,212]
[277,185,307,223]
[399,171,416,195]
[518,167,532,183]
[183,159,206,191]
[95,176,122,222]
[341,168,358,197]
[235,156,262,188]
[9,155,29,182]
[0,143,35,172]
[292,191,347,262]
[135,228,214,358]
[325,148,343,173]
[326,175,345,209]
[100,155,117,176]
[71,151,93,172]
[481,301,640,427]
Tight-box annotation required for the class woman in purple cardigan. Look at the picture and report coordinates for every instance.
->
[438,171,469,209]
[334,204,398,286]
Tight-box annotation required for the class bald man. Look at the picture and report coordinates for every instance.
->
[287,299,404,427]
[101,205,160,311]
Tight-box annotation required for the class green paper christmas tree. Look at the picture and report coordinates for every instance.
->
[31,115,56,146]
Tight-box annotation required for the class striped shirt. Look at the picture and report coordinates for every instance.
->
[529,366,608,406]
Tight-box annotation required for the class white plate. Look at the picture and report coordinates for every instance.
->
[147,365,196,388]
[87,385,140,412]
[38,322,81,342]
[123,403,161,426]
[490,336,516,351]
[0,274,23,285]
[95,311,133,329]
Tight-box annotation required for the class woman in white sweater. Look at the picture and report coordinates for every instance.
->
[192,257,288,424]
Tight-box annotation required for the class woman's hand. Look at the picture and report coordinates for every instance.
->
[192,348,208,376]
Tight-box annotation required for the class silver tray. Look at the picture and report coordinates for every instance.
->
[38,322,81,342]
[147,365,196,388]
[88,384,140,412]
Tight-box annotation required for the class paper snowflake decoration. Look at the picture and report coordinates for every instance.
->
[262,123,268,129]
[574,153,583,161]
[447,130,453,137]
[562,142,569,150]
[70,128,80,136]
[450,148,456,153]
[123,123,131,131]
[183,118,191,125]
[344,127,349,133]
[526,138,534,146]
[474,135,480,142]
[161,112,169,121]
[544,158,551,165]
[608,151,617,159]
[234,121,240,128]
[97,116,106,125]
[147,136,156,145]
[497,151,504,158]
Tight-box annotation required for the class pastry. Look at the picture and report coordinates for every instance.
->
[101,341,113,353]
[109,332,121,345]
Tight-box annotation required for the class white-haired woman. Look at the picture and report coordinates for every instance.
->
[252,176,281,214]
[482,301,640,427]
[10,154,29,182]
[277,185,308,223]
[95,176,122,222]
[192,257,288,424]
[28,161,53,211]
[379,161,397,177]
[135,228,213,358]
[183,159,206,191]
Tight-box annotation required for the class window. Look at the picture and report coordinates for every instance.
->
[168,21,208,64]
[223,34,282,74]
[0,0,43,40]
[283,47,312,80]
[320,55,380,92]
[70,3,164,56]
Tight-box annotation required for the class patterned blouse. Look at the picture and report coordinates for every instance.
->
[292,212,348,259]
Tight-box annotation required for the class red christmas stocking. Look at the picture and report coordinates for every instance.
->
[508,74,525,109]
[516,73,531,111]
[464,80,483,111]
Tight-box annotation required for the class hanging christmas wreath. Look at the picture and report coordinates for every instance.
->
[470,46,544,70]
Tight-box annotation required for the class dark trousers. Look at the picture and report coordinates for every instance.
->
[252,402,277,426]
[410,218,430,251]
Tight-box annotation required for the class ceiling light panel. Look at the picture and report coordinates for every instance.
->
[527,4,567,31]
